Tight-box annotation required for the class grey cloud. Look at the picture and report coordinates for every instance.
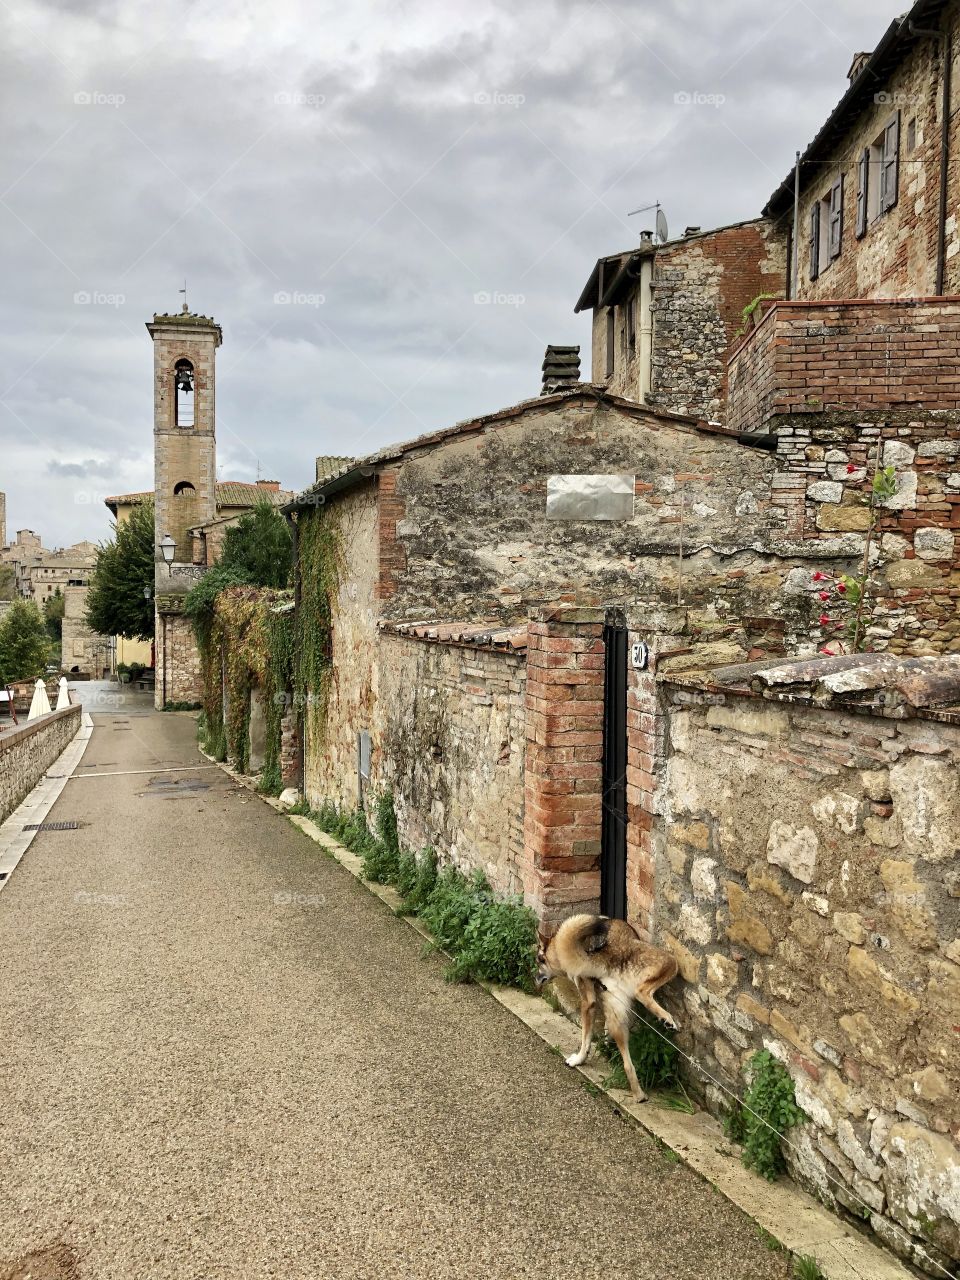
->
[0,0,889,546]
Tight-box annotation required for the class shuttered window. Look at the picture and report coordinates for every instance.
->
[828,176,843,259]
[605,309,615,376]
[856,148,869,238]
[880,111,900,212]
[809,204,821,281]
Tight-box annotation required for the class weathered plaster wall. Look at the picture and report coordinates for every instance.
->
[377,633,526,896]
[659,687,960,1276]
[385,400,803,626]
[302,485,379,810]
[0,704,81,824]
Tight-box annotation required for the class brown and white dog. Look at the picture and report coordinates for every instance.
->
[535,913,679,1102]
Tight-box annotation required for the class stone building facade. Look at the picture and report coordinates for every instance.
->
[61,583,111,677]
[765,0,960,300]
[0,529,96,603]
[575,220,785,422]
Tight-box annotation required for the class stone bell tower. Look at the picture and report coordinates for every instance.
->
[147,305,222,708]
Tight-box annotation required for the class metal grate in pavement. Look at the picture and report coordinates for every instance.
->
[22,821,81,832]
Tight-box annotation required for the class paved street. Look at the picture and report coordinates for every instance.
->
[0,699,791,1280]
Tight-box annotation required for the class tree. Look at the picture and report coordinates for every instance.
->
[0,563,14,600]
[219,502,292,589]
[43,588,64,641]
[0,599,50,684]
[85,501,155,640]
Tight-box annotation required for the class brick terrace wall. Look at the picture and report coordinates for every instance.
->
[376,632,525,896]
[522,610,605,928]
[728,299,960,434]
[659,684,960,1276]
[0,703,81,823]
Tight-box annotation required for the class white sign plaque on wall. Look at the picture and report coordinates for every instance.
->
[546,474,635,520]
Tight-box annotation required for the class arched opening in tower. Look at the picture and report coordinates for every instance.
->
[174,359,195,427]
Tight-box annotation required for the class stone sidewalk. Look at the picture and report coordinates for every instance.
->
[0,702,793,1279]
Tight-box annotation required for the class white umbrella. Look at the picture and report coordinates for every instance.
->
[28,678,51,720]
[55,676,69,710]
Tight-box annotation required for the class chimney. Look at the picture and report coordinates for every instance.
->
[256,479,280,491]
[847,51,871,82]
[541,345,581,395]
[639,229,654,246]
[684,225,701,237]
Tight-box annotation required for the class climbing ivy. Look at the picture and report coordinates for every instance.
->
[293,510,339,731]
[189,584,294,790]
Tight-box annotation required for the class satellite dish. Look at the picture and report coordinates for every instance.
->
[656,207,669,243]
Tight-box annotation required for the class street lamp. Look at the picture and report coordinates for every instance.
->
[159,533,175,575]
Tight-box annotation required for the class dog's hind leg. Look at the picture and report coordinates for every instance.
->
[565,978,599,1068]
[605,996,646,1102]
[635,960,680,1031]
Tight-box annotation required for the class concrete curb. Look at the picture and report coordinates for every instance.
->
[212,761,913,1280]
[0,710,93,892]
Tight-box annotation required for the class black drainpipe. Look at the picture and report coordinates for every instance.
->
[911,19,952,294]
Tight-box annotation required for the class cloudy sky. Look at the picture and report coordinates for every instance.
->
[1,0,892,547]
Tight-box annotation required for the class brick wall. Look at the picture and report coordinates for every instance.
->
[377,631,526,895]
[659,682,960,1277]
[728,298,960,433]
[784,16,960,302]
[522,610,605,928]
[0,703,81,823]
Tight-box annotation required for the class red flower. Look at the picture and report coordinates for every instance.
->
[846,462,857,474]
[818,590,830,601]
[837,582,847,594]
[819,614,831,625]
[819,645,836,655]
[812,571,825,581]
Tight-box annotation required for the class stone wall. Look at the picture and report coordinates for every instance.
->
[593,221,785,424]
[728,299,960,433]
[302,485,380,808]
[377,631,526,895]
[770,413,960,656]
[648,221,785,422]
[155,609,202,708]
[657,684,960,1276]
[0,704,81,823]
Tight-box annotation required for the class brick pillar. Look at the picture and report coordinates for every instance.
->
[377,469,407,600]
[522,608,605,930]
